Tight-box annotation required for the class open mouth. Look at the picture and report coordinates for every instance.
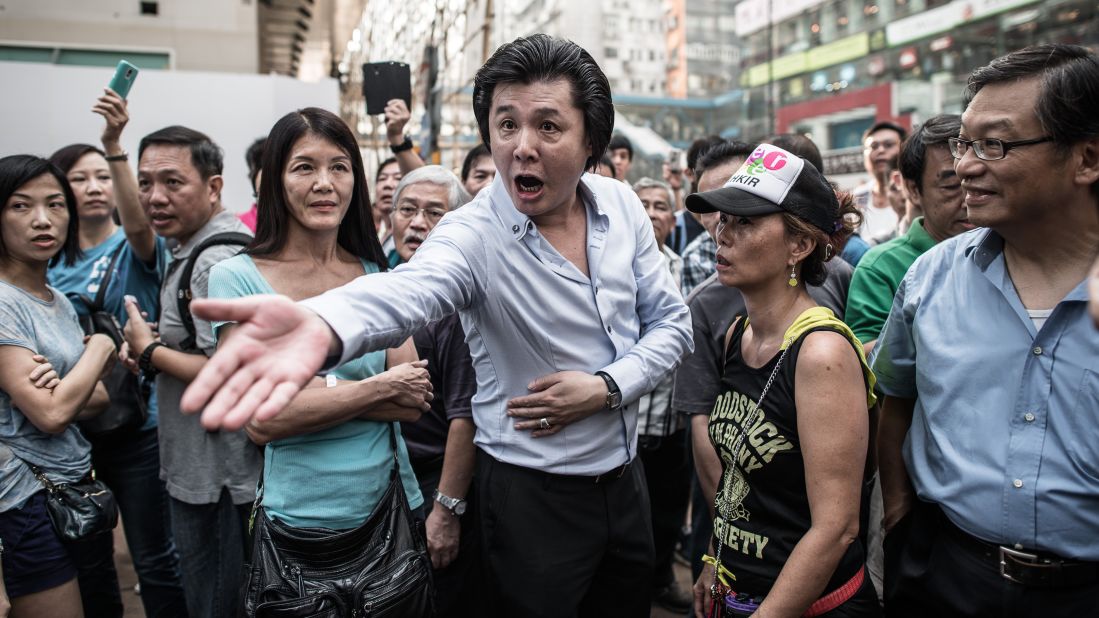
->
[514,174,545,199]
[31,234,56,248]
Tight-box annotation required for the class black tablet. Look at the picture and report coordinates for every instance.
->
[362,61,412,115]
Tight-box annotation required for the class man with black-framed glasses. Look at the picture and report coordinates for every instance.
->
[874,44,1099,617]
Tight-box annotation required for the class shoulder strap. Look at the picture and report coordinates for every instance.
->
[90,240,129,311]
[782,307,878,408]
[176,232,252,352]
[722,315,745,367]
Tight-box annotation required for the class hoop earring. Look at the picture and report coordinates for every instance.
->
[788,266,798,287]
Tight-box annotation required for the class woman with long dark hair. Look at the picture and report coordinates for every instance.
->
[207,108,433,614]
[47,89,185,618]
[688,144,880,617]
[0,155,115,618]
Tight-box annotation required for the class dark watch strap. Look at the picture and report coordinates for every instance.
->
[595,371,622,410]
[139,341,166,376]
[389,136,413,154]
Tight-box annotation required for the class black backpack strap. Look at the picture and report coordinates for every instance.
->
[176,232,252,352]
[91,240,128,312]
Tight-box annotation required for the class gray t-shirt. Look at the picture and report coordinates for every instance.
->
[0,280,91,512]
[155,210,261,505]
[672,259,853,416]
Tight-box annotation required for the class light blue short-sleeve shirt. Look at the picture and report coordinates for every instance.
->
[208,254,423,529]
[872,228,1099,560]
[0,280,91,512]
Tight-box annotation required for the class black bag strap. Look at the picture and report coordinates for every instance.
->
[92,240,128,311]
[175,232,251,352]
[68,240,128,315]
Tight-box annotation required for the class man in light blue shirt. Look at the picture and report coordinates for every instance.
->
[873,44,1099,616]
[183,35,691,616]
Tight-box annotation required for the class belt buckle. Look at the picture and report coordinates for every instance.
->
[999,545,1041,583]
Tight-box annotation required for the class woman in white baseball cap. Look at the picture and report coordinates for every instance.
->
[687,144,881,617]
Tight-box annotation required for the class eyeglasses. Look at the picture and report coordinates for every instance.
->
[394,204,447,222]
[947,136,1051,161]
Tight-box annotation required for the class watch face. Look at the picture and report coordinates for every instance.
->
[454,502,467,516]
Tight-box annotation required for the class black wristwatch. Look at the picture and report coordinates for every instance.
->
[433,489,467,516]
[389,136,413,154]
[595,371,622,411]
[139,341,166,376]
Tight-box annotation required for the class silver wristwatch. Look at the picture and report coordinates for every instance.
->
[433,489,467,516]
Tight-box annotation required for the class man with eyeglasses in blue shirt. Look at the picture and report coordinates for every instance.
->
[874,44,1099,616]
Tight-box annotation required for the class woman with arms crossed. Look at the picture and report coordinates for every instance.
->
[688,144,879,617]
[0,155,114,618]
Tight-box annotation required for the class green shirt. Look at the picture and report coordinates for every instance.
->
[846,217,937,344]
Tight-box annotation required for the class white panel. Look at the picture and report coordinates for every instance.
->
[0,61,339,212]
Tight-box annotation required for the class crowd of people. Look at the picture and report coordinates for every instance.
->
[0,33,1097,618]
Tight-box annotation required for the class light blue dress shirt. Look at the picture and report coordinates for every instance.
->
[302,173,693,475]
[872,228,1099,560]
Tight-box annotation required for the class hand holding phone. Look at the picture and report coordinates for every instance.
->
[93,88,130,148]
[107,60,139,100]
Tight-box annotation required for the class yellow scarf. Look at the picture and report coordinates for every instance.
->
[747,306,878,408]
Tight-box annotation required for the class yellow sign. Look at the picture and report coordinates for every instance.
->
[742,33,869,88]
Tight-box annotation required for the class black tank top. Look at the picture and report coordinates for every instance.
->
[708,318,867,597]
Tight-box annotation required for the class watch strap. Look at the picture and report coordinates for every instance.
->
[389,136,413,154]
[433,489,465,513]
[595,371,622,410]
[139,341,166,376]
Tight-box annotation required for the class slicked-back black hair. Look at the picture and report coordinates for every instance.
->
[898,114,961,193]
[473,34,614,170]
[0,155,81,267]
[249,107,386,270]
[138,125,223,180]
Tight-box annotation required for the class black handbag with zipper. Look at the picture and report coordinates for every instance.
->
[242,422,435,618]
[68,241,149,437]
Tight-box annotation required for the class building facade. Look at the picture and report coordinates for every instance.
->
[734,0,1098,163]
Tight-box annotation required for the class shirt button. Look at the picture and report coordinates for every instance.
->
[606,325,612,334]
[512,225,520,233]
[1032,346,1042,356]
[1013,479,1023,488]
[1024,413,1035,422]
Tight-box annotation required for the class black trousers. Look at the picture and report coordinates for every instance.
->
[413,459,482,618]
[639,429,691,589]
[884,500,1099,617]
[476,450,655,618]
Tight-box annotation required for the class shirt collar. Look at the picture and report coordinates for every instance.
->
[489,172,605,241]
[963,227,1001,270]
[905,217,938,254]
[168,209,236,259]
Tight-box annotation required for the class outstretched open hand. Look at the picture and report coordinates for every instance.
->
[181,295,337,431]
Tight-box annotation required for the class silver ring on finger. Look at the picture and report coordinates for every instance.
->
[539,417,551,430]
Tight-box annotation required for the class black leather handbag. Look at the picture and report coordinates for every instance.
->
[69,242,149,437]
[31,465,119,541]
[242,423,435,618]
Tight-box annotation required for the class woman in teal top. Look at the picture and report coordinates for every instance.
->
[207,107,431,531]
